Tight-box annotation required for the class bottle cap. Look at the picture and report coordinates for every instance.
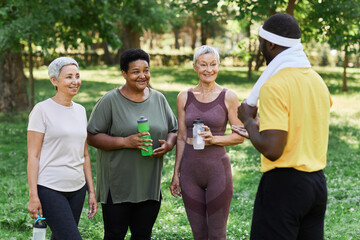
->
[34,215,47,228]
[137,116,148,123]
[193,118,204,124]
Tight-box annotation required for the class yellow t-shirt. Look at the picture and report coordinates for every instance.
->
[259,68,332,173]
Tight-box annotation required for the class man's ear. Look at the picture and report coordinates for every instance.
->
[267,41,277,51]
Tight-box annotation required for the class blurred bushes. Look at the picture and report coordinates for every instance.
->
[22,50,359,69]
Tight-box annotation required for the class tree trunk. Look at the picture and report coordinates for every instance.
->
[101,41,115,65]
[267,7,276,15]
[246,23,253,80]
[201,22,208,45]
[28,36,35,109]
[254,50,265,71]
[149,31,154,50]
[0,49,29,113]
[191,30,197,49]
[116,24,141,64]
[286,0,296,16]
[342,53,348,92]
[129,26,140,49]
[190,20,197,50]
[174,28,180,49]
[247,56,253,80]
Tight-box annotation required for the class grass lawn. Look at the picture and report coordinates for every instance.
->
[0,65,359,239]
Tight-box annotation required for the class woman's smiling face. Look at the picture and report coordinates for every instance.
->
[122,59,150,92]
[193,53,219,84]
[53,64,81,97]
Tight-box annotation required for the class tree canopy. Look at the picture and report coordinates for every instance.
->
[0,0,120,112]
[0,0,359,112]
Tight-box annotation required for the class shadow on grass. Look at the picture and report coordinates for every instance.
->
[0,68,359,238]
[326,122,360,176]
[317,70,360,95]
[323,120,360,238]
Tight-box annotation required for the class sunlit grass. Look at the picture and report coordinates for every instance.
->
[3,65,360,239]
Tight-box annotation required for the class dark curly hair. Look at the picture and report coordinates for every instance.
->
[120,48,150,73]
[263,13,301,39]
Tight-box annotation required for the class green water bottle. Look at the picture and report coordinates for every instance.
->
[137,116,153,156]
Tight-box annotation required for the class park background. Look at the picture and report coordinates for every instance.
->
[0,0,359,239]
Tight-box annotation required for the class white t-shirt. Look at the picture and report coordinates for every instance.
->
[28,98,87,192]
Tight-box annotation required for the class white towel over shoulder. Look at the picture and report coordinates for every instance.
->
[246,43,311,107]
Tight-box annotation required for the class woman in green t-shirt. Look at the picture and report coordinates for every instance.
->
[87,49,178,240]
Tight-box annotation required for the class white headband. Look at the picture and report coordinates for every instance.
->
[259,25,301,47]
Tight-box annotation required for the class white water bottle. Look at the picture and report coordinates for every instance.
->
[32,215,46,240]
[193,118,205,150]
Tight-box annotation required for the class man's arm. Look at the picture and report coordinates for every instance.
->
[237,101,287,161]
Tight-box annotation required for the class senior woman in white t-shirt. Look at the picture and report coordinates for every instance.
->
[27,57,97,239]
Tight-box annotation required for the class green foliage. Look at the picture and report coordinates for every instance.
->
[0,66,359,239]
[184,0,221,23]
[303,0,360,54]
[183,0,230,40]
[233,0,298,22]
[0,0,120,54]
[166,0,187,30]
[110,0,172,34]
[232,37,256,62]
[232,0,360,55]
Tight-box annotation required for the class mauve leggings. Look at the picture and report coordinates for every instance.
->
[37,184,86,240]
[180,144,233,240]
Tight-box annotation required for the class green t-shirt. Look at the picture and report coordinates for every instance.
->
[87,87,178,203]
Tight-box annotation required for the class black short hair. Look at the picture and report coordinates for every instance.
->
[263,13,301,39]
[120,49,150,73]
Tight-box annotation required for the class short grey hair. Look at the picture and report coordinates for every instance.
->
[193,45,220,66]
[48,57,79,80]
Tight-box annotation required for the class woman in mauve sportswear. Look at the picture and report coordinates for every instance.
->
[170,45,244,240]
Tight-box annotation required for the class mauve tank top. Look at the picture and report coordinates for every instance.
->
[185,88,228,138]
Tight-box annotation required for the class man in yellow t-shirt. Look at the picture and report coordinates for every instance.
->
[234,14,332,240]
